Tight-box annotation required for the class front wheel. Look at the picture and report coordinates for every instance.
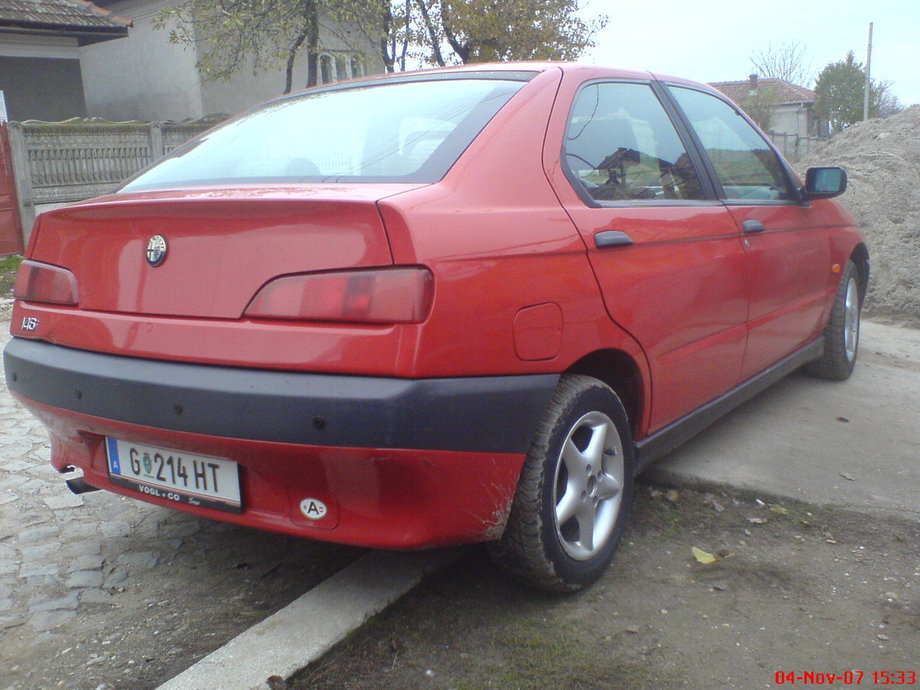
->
[489,375,635,592]
[807,260,862,380]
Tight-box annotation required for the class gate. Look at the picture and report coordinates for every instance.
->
[0,121,24,255]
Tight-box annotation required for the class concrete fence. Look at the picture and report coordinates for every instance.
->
[7,117,224,237]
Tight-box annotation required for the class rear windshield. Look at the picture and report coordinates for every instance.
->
[120,77,530,191]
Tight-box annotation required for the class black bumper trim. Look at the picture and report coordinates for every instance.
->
[3,338,559,454]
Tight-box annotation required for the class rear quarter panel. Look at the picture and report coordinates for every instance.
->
[378,68,650,388]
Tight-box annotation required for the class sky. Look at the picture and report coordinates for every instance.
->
[580,0,920,107]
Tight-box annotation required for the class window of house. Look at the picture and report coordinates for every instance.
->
[564,82,704,203]
[670,87,794,201]
[335,55,347,81]
[350,55,365,79]
[319,54,334,85]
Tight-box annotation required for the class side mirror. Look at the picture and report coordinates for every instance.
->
[802,167,847,200]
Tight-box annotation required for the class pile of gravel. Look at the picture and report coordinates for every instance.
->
[798,105,920,327]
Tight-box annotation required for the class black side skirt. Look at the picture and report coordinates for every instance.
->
[635,338,824,472]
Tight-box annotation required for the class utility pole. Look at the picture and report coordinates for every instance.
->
[863,22,873,121]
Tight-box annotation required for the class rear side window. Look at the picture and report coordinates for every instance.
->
[670,87,794,202]
[564,82,705,203]
[121,77,529,191]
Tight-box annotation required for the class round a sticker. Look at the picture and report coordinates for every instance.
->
[299,498,328,520]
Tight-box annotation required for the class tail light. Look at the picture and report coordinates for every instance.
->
[244,267,434,324]
[14,260,79,306]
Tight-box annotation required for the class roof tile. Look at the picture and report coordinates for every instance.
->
[710,77,815,106]
[0,0,131,32]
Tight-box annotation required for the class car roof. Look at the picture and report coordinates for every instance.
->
[280,62,714,99]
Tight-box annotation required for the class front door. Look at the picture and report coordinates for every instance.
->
[668,86,831,380]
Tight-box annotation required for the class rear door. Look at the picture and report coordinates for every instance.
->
[546,76,748,433]
[667,86,831,379]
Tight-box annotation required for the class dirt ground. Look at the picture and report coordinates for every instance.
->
[292,484,919,689]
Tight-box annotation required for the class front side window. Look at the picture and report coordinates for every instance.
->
[670,87,794,202]
[120,77,530,191]
[564,82,704,203]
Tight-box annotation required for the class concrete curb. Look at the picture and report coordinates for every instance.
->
[157,549,461,690]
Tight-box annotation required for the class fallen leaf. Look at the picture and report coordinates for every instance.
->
[840,472,855,481]
[267,676,287,690]
[747,517,768,525]
[836,416,850,423]
[692,546,718,564]
[769,505,790,515]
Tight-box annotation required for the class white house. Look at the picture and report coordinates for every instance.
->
[83,0,385,121]
[0,0,131,121]
[710,74,826,140]
[1,0,384,123]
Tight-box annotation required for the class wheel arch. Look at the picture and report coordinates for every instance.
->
[563,349,644,439]
[850,243,870,304]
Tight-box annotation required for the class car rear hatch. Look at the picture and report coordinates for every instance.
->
[26,185,420,319]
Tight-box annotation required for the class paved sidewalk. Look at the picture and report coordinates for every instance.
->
[0,325,174,636]
[647,320,920,520]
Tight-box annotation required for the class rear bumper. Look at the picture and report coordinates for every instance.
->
[4,338,558,547]
[4,338,557,454]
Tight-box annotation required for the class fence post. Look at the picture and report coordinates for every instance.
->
[7,122,35,240]
[149,122,164,160]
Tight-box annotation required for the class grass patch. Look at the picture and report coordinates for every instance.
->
[486,617,678,689]
[0,254,22,295]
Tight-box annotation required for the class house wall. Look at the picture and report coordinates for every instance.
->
[81,0,387,122]
[80,0,204,121]
[0,35,87,120]
[771,104,813,138]
[199,20,386,116]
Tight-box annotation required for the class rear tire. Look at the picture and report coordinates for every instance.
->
[807,260,861,380]
[489,375,635,592]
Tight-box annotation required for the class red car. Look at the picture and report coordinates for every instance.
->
[5,64,866,591]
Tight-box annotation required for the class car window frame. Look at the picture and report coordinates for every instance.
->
[659,83,804,207]
[559,78,720,209]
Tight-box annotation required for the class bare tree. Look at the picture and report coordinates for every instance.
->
[750,40,813,86]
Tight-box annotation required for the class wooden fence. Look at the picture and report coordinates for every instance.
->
[6,117,224,238]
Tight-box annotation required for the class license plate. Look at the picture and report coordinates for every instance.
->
[106,438,242,514]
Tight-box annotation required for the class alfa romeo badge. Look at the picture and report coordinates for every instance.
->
[145,235,168,267]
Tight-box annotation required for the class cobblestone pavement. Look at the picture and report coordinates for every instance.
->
[0,325,361,690]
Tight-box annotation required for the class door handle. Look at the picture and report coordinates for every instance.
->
[595,230,634,248]
[742,220,766,233]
